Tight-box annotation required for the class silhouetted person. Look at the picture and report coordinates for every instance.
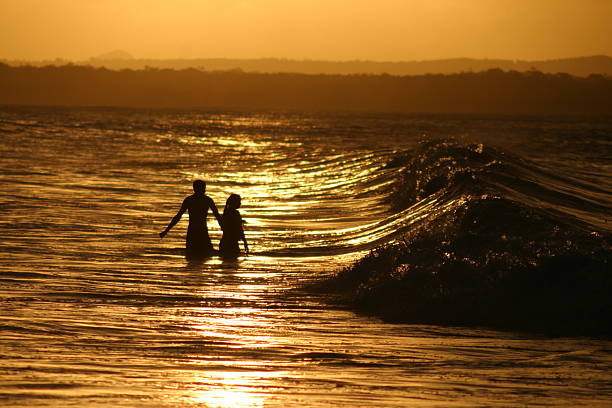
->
[219,194,248,258]
[159,180,222,257]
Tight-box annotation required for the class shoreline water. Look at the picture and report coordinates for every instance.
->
[1,107,611,406]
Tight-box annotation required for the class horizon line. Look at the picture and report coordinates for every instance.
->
[2,54,611,64]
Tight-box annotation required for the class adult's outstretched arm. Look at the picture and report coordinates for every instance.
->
[159,199,188,238]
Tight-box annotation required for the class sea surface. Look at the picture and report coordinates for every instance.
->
[1,106,611,407]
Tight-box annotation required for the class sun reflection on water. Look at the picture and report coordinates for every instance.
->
[182,306,290,408]
[188,370,284,408]
[192,388,265,408]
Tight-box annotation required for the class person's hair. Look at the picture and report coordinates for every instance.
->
[224,194,241,214]
[193,180,206,193]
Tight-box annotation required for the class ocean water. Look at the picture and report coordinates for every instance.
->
[1,106,611,407]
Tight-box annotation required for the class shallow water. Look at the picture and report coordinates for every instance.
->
[1,107,611,407]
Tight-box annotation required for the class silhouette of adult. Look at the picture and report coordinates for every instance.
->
[219,194,248,258]
[159,180,222,257]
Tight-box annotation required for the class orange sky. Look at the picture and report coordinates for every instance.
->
[1,0,611,61]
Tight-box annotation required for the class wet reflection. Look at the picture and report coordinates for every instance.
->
[191,385,266,408]
[181,306,284,408]
[4,109,611,408]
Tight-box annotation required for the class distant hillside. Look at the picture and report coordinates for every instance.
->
[1,63,610,114]
[3,55,612,77]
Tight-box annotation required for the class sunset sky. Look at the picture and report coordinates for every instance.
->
[1,0,611,61]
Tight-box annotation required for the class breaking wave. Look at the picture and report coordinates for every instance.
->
[317,139,612,336]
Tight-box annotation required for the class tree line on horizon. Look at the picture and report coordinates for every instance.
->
[0,62,610,114]
[4,55,612,78]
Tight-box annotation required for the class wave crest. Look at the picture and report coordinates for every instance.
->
[319,139,612,336]
[388,139,499,208]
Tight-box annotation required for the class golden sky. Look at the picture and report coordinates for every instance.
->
[1,0,611,61]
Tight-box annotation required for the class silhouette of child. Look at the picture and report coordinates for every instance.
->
[219,194,248,258]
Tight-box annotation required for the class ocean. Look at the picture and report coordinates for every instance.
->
[1,106,611,407]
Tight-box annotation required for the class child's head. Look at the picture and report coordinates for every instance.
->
[225,193,242,210]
